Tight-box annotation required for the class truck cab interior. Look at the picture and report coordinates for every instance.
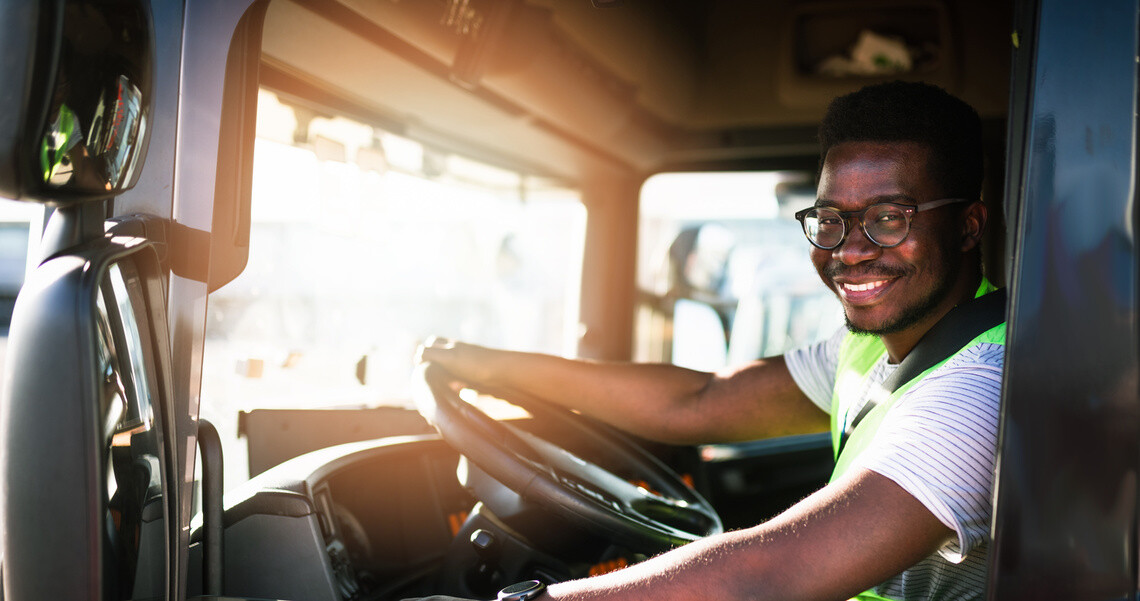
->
[1,0,1138,600]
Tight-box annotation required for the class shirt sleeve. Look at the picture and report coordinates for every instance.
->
[784,327,846,413]
[851,343,1004,562]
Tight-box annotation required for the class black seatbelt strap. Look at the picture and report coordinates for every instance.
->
[836,288,1007,459]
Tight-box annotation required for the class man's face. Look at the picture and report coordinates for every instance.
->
[812,140,963,336]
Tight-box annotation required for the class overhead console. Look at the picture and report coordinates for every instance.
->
[777,0,958,107]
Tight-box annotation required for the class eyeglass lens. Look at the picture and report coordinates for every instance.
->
[803,204,911,249]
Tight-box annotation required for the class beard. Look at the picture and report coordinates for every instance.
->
[823,255,961,336]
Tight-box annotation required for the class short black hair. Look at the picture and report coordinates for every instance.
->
[818,81,984,200]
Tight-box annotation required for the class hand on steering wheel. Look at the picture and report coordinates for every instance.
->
[413,360,722,555]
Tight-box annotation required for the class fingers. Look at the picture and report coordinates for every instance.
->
[416,336,455,364]
[415,337,495,388]
[422,335,453,349]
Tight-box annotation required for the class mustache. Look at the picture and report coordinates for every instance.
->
[822,262,911,280]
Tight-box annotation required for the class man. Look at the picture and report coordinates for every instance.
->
[415,81,1003,600]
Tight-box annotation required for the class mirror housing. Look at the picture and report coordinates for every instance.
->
[0,0,153,204]
[2,224,173,599]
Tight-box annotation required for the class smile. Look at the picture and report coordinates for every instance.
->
[834,277,898,305]
[842,280,889,293]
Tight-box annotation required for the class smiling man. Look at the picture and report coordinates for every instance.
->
[414,81,1004,601]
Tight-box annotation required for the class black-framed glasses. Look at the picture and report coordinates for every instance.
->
[794,198,974,250]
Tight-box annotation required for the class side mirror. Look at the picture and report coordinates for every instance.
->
[0,0,153,203]
[2,232,173,599]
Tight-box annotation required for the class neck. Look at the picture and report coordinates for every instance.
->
[880,272,984,363]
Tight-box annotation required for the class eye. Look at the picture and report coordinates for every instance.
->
[813,210,843,226]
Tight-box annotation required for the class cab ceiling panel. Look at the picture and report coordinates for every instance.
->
[520,0,703,126]
[260,0,620,180]
[331,0,685,153]
[261,0,1012,178]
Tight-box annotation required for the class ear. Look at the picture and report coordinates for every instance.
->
[960,200,987,252]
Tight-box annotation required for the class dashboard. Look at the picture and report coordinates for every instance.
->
[194,421,668,600]
[188,435,468,600]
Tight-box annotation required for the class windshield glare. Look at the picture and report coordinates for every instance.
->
[199,90,586,486]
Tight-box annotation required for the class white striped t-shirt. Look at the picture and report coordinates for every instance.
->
[785,327,1004,601]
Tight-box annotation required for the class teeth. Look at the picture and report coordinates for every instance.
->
[843,280,887,292]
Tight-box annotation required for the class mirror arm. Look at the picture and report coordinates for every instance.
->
[39,201,108,260]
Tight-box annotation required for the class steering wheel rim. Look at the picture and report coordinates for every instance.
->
[414,362,723,554]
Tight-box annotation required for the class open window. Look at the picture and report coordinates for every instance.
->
[635,171,842,370]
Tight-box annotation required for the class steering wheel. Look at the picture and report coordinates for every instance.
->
[413,362,723,554]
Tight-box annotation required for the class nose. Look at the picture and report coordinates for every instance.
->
[833,223,882,265]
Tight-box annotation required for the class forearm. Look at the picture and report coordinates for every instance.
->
[476,353,826,442]
[546,529,769,601]
[419,340,827,444]
[424,343,717,443]
[546,469,952,601]
[406,471,953,601]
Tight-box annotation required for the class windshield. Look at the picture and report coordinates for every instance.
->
[199,90,586,486]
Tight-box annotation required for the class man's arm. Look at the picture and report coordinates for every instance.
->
[417,338,828,445]
[545,467,953,601]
